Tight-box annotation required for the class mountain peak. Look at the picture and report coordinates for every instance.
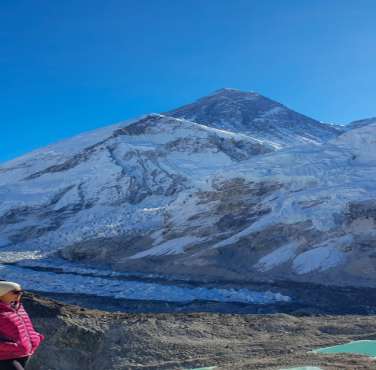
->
[207,87,261,99]
[165,89,340,147]
[211,87,258,94]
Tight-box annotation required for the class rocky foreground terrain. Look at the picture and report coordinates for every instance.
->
[24,292,376,370]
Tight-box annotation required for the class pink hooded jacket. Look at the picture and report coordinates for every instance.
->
[0,301,44,360]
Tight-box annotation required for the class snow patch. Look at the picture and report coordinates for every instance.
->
[129,236,202,258]
[255,242,299,272]
[293,245,346,274]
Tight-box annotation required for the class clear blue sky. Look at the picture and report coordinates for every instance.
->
[1,0,376,163]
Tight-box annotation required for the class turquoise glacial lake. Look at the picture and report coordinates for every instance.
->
[190,341,376,370]
[313,340,376,357]
[279,340,376,370]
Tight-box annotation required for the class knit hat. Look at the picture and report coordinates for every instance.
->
[0,281,22,297]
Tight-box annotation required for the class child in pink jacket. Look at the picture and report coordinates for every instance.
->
[0,281,44,370]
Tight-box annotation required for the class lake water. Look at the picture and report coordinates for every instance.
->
[280,340,376,370]
[189,340,376,370]
[313,340,376,357]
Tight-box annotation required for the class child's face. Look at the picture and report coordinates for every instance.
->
[0,289,23,304]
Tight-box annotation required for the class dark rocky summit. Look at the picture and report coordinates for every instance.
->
[166,88,342,147]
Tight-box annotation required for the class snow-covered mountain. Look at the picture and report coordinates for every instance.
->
[166,88,343,148]
[1,89,376,295]
[58,122,376,288]
[0,113,271,257]
[346,117,376,131]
